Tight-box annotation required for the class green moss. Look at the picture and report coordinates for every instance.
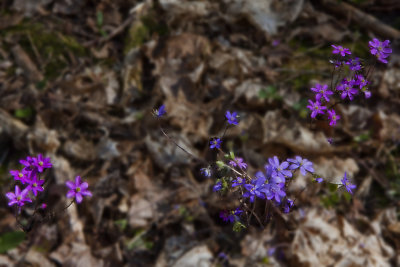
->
[124,11,168,55]
[2,21,87,81]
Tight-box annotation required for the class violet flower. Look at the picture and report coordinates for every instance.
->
[307,99,326,118]
[287,156,314,176]
[225,111,239,125]
[5,185,32,207]
[341,172,356,194]
[66,176,92,203]
[331,45,351,56]
[32,154,52,173]
[311,84,333,102]
[327,109,340,126]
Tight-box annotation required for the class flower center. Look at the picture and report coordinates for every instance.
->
[39,161,44,166]
[76,187,81,192]
[18,173,23,178]
[33,183,37,187]
[17,196,21,201]
[333,115,336,120]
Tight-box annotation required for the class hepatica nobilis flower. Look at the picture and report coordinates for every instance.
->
[341,172,356,195]
[210,138,222,149]
[66,176,92,203]
[331,45,351,57]
[307,99,326,118]
[337,78,358,100]
[369,38,392,63]
[229,157,247,169]
[225,111,239,125]
[6,186,32,207]
[311,84,333,102]
[32,154,52,173]
[327,109,340,126]
[153,104,166,118]
[287,156,314,176]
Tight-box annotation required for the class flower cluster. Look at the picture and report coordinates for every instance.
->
[6,154,52,208]
[155,105,358,229]
[5,154,92,214]
[307,39,391,126]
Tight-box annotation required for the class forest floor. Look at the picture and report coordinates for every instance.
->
[0,0,400,266]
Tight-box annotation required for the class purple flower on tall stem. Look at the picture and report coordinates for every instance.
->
[243,175,267,202]
[311,84,333,102]
[66,176,92,203]
[19,156,35,172]
[283,198,294,213]
[229,157,247,169]
[153,104,166,118]
[331,45,351,57]
[327,109,340,126]
[232,177,245,187]
[9,169,29,184]
[5,185,32,207]
[307,99,327,118]
[213,181,222,192]
[345,57,361,71]
[265,182,286,203]
[225,111,239,125]
[268,156,292,181]
[32,154,52,173]
[337,79,358,100]
[26,174,45,196]
[210,138,222,149]
[200,167,211,178]
[341,172,356,194]
[287,156,314,175]
[369,38,392,64]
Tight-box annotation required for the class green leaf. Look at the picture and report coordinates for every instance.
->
[114,219,128,231]
[96,11,104,27]
[232,221,246,232]
[0,231,26,254]
[216,161,225,169]
[14,107,33,119]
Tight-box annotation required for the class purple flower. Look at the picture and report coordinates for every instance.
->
[315,177,324,183]
[310,84,333,102]
[327,109,340,126]
[26,174,45,196]
[243,175,267,202]
[369,38,392,64]
[287,156,314,176]
[337,79,358,100]
[345,57,361,71]
[153,104,166,118]
[66,176,92,203]
[19,156,34,168]
[307,99,327,118]
[225,111,239,125]
[5,185,32,207]
[341,172,356,194]
[272,39,280,46]
[355,74,369,89]
[200,167,211,178]
[213,181,222,192]
[9,169,29,184]
[268,156,292,181]
[265,182,286,203]
[229,157,247,169]
[361,88,372,99]
[220,210,235,223]
[218,252,229,260]
[210,138,222,149]
[32,154,52,173]
[283,198,294,213]
[329,59,342,68]
[232,176,245,187]
[331,45,351,57]
[40,203,47,209]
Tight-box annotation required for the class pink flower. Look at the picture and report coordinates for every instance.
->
[66,176,92,203]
